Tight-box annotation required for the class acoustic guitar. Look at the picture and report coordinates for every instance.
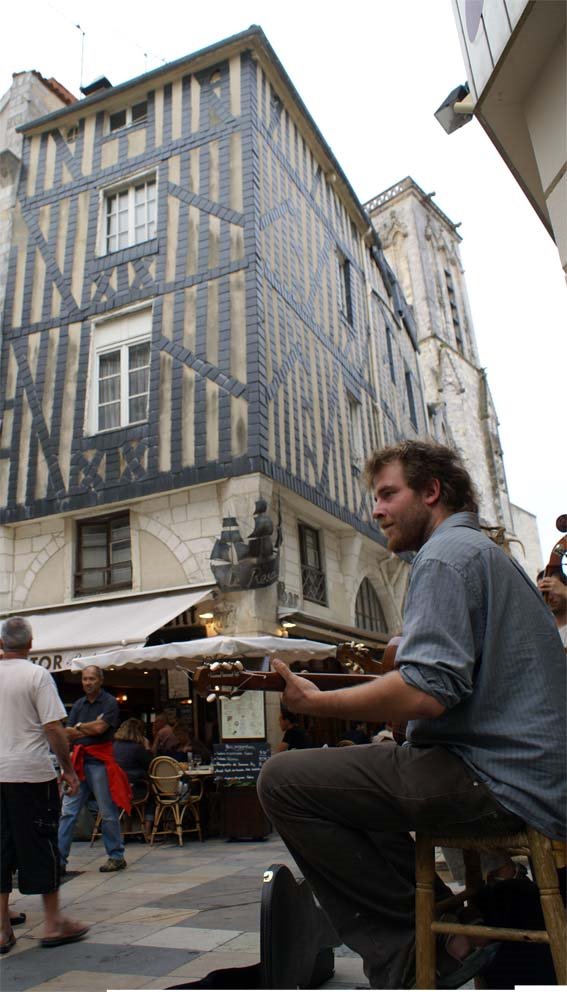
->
[192,637,407,741]
[193,662,378,700]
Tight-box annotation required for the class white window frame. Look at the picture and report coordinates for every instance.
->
[99,170,157,256]
[88,308,152,435]
[108,100,148,133]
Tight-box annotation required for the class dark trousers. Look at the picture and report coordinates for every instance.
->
[1,779,61,895]
[257,742,523,989]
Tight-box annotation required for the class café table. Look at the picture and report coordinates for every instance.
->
[178,763,215,778]
[177,764,218,836]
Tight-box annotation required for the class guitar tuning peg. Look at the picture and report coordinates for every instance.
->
[210,661,221,672]
[206,693,217,703]
[221,661,233,671]
[234,660,244,671]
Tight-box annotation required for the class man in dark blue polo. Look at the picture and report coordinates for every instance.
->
[58,666,128,873]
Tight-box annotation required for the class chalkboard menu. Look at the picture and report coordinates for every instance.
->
[213,742,271,782]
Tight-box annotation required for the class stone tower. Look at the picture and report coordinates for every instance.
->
[366,177,540,573]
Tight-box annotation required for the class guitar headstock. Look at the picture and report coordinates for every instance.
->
[336,640,384,676]
[193,660,245,701]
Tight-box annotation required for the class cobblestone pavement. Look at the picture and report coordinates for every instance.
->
[2,835,369,992]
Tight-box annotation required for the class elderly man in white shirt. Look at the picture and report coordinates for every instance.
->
[0,616,88,954]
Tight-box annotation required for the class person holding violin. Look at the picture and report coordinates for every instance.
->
[537,517,567,647]
[537,571,567,646]
[257,440,566,990]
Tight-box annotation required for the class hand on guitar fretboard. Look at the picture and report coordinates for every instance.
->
[192,661,379,700]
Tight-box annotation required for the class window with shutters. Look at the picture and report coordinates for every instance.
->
[75,513,132,596]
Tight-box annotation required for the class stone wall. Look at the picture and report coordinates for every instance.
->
[2,467,403,640]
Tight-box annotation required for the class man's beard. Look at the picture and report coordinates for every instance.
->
[383,507,431,553]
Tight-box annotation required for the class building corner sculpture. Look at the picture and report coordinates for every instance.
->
[210,500,282,591]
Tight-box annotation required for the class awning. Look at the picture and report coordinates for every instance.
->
[69,635,338,672]
[23,587,215,671]
[277,609,388,655]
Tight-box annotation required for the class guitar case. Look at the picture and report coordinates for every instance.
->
[166,863,338,989]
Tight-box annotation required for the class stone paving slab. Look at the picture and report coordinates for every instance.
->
[1,942,199,990]
[24,973,153,992]
[163,947,260,979]
[2,836,366,992]
[133,925,242,952]
[107,908,199,926]
[174,901,262,931]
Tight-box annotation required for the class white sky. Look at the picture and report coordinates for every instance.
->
[4,0,566,563]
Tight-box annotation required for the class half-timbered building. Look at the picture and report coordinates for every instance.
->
[0,28,428,746]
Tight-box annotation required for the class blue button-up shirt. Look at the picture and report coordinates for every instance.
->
[397,512,566,839]
[68,688,120,760]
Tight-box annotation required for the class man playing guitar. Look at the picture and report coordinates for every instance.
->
[257,440,566,989]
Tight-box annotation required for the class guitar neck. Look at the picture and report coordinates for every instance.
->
[205,671,379,694]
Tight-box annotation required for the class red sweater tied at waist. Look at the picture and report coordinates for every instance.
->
[71,742,132,814]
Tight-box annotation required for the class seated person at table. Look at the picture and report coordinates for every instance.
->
[151,714,179,756]
[113,718,153,837]
[170,721,211,765]
[113,718,151,797]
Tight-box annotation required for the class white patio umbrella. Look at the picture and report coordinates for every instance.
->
[68,635,337,672]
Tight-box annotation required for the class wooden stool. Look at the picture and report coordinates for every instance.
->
[415,827,566,989]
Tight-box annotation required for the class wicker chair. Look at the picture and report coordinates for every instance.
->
[148,755,203,846]
[415,826,566,988]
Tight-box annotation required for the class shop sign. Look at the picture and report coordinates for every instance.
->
[29,650,91,671]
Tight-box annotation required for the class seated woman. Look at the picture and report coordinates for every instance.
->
[113,718,154,837]
[114,717,152,794]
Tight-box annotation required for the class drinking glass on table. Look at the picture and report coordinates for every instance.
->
[192,754,202,769]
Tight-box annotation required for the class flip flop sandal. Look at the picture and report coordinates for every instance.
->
[436,914,501,990]
[0,933,16,954]
[40,925,89,948]
[437,942,501,989]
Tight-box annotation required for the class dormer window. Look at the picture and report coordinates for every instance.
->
[109,100,148,132]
